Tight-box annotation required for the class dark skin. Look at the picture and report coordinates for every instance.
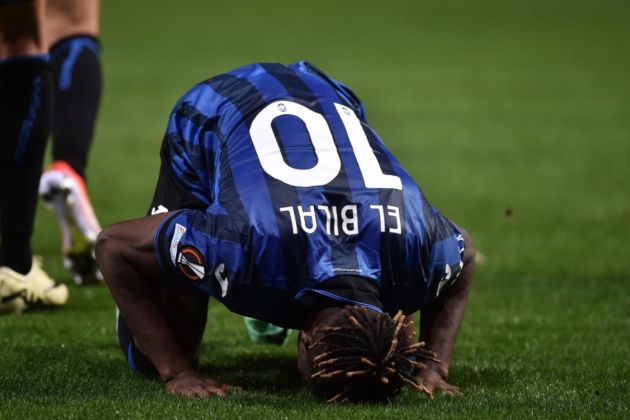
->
[96,212,230,397]
[96,213,474,397]
[0,1,46,58]
[416,226,475,395]
[297,230,475,396]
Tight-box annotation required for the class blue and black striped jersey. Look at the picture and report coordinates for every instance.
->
[155,61,464,327]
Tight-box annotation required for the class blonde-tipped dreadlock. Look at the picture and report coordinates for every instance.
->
[309,306,439,403]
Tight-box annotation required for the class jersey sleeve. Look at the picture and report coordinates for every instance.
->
[153,209,245,298]
[424,209,466,300]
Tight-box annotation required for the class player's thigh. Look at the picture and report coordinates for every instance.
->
[0,0,46,57]
[45,0,98,44]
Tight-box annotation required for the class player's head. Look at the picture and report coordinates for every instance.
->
[297,306,439,403]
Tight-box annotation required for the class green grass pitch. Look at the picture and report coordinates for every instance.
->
[1,0,629,418]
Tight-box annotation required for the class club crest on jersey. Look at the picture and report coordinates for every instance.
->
[176,246,206,281]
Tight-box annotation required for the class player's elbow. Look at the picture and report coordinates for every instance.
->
[456,227,476,292]
[95,224,127,285]
[447,225,475,297]
[95,226,113,265]
[460,227,476,268]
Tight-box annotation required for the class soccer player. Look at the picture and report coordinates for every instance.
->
[0,0,102,313]
[0,0,69,312]
[96,61,476,402]
[38,0,103,285]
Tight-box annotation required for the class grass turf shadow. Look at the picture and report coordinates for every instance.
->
[197,352,304,392]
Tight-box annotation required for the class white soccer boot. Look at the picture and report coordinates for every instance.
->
[39,160,102,285]
[0,257,69,314]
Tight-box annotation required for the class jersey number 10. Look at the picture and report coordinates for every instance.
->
[249,101,402,190]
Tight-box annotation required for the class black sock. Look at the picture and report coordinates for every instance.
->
[50,35,102,179]
[0,55,54,274]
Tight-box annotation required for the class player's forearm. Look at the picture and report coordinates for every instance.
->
[421,231,475,377]
[115,289,195,382]
[420,283,469,376]
[96,226,195,382]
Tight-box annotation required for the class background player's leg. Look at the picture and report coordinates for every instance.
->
[0,0,49,274]
[46,0,100,178]
[38,0,102,285]
[0,0,68,313]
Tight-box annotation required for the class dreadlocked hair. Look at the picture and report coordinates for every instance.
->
[308,306,440,403]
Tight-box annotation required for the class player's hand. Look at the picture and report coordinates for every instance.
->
[165,371,235,397]
[415,365,461,396]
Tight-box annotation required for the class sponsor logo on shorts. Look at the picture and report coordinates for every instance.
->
[170,223,187,264]
[176,246,206,281]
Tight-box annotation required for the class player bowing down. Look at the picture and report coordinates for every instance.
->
[95,61,475,402]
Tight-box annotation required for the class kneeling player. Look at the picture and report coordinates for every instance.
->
[96,61,475,402]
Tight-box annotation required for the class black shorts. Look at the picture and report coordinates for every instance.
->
[146,139,206,216]
[0,0,33,6]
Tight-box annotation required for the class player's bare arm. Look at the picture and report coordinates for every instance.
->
[95,213,232,397]
[417,226,475,395]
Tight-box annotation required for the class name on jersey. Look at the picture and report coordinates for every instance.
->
[279,204,402,236]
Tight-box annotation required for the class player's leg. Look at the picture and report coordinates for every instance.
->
[38,0,101,285]
[0,0,68,313]
[45,0,100,177]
